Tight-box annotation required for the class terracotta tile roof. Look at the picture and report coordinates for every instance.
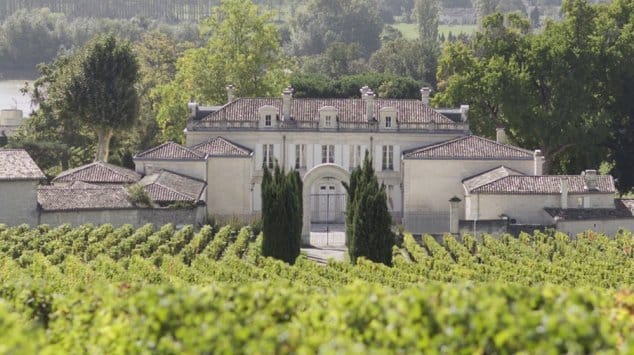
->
[53,161,141,184]
[38,185,134,211]
[545,200,634,221]
[0,149,45,180]
[190,137,252,157]
[199,98,455,124]
[470,175,616,194]
[139,170,205,203]
[403,135,534,160]
[134,142,206,161]
[463,166,525,192]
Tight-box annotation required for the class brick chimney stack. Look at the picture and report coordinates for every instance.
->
[282,86,293,121]
[420,87,431,105]
[226,84,235,103]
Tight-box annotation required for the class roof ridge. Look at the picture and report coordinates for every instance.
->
[135,141,205,159]
[156,168,207,183]
[152,182,196,200]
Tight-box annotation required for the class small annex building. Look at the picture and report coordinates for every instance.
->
[0,149,45,225]
[38,160,207,228]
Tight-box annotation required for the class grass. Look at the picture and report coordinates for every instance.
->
[392,22,479,40]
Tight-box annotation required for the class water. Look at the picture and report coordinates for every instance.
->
[0,80,34,117]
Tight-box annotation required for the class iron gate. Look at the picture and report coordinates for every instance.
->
[310,192,346,224]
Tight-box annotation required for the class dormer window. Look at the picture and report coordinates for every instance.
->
[379,107,397,130]
[319,106,338,129]
[259,105,278,129]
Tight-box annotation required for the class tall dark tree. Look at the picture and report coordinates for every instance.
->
[54,35,139,161]
[261,162,303,264]
[343,152,394,266]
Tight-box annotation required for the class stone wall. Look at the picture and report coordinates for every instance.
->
[40,206,206,228]
[0,180,39,226]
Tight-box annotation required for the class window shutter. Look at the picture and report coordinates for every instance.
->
[273,144,281,165]
[306,144,314,169]
[374,145,382,171]
[342,145,350,169]
[255,144,263,170]
[289,144,296,170]
[313,144,321,165]
[394,145,400,172]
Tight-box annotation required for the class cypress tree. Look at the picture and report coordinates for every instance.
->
[343,152,395,265]
[261,161,302,264]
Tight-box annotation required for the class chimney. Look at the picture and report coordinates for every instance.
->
[449,196,461,235]
[187,100,199,120]
[282,86,293,121]
[583,169,598,191]
[226,84,235,103]
[363,90,375,122]
[533,150,544,175]
[560,178,569,209]
[420,87,431,105]
[496,126,507,144]
[460,105,469,122]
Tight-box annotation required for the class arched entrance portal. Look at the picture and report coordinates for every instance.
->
[302,164,350,245]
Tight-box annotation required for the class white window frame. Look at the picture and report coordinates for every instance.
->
[325,115,332,127]
[382,145,394,170]
[321,145,335,164]
[263,144,274,168]
[385,116,392,128]
[265,114,272,127]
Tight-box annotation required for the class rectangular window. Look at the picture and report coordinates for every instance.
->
[385,116,392,128]
[295,144,305,169]
[382,145,393,170]
[265,114,272,127]
[349,145,363,168]
[263,144,274,168]
[321,145,335,164]
[325,115,332,127]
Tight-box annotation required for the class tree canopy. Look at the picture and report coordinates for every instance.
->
[154,0,289,142]
[434,4,614,176]
[55,35,140,162]
[289,0,384,58]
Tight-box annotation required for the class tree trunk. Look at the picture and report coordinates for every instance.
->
[95,126,114,162]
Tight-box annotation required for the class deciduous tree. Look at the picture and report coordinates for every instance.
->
[55,35,140,162]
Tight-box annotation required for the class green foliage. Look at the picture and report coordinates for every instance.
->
[289,0,384,57]
[261,162,303,264]
[291,72,423,99]
[127,184,152,207]
[0,8,197,76]
[343,152,395,265]
[56,34,140,161]
[434,6,623,175]
[414,0,440,43]
[153,0,289,142]
[0,224,632,352]
[369,38,430,82]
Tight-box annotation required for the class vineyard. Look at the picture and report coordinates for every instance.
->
[0,223,633,353]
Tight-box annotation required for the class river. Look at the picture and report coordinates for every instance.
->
[0,80,34,117]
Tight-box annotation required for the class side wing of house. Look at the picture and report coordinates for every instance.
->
[401,135,539,235]
[0,149,45,226]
